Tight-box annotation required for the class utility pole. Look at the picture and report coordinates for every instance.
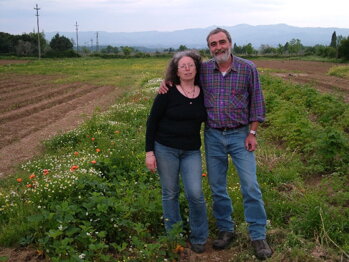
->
[75,21,79,53]
[90,38,93,51]
[34,4,41,59]
[96,32,99,52]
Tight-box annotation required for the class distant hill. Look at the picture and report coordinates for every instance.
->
[45,24,349,50]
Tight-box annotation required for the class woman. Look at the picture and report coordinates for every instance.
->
[145,50,208,253]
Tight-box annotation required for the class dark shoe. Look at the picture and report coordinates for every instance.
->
[212,231,235,250]
[190,243,205,253]
[251,239,273,260]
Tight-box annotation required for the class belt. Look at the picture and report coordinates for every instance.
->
[213,125,245,131]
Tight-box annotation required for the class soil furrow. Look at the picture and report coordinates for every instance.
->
[0,84,102,123]
[0,83,84,113]
[0,85,117,148]
[0,75,56,93]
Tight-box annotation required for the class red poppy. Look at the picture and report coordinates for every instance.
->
[70,165,79,171]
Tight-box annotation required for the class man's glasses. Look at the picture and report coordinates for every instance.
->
[178,64,195,70]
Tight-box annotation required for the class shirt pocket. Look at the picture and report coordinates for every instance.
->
[230,88,248,109]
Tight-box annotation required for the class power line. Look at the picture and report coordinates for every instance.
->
[75,21,79,53]
[34,4,41,59]
[96,32,99,52]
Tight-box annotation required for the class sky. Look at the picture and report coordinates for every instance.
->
[1,0,348,35]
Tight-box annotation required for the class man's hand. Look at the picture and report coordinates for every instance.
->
[158,80,170,94]
[245,134,257,152]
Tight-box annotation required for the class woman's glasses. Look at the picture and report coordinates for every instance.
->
[178,63,195,70]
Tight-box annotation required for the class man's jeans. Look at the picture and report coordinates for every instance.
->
[204,126,267,240]
[155,141,208,244]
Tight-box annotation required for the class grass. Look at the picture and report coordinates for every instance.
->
[328,65,349,79]
[0,57,348,261]
[0,57,169,87]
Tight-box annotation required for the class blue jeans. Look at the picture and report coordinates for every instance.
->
[155,141,208,244]
[204,126,267,240]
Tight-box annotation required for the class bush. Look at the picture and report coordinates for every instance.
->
[44,49,80,58]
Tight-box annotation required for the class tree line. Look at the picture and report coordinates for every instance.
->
[0,32,79,58]
[0,31,348,60]
[253,31,349,60]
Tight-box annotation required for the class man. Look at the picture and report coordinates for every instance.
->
[160,27,272,260]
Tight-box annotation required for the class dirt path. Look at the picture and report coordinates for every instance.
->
[252,59,349,102]
[0,73,124,177]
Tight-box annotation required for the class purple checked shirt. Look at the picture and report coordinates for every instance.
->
[200,56,265,128]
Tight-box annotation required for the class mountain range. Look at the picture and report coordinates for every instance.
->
[45,24,349,50]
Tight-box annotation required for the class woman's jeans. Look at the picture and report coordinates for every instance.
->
[155,142,208,244]
[204,126,267,240]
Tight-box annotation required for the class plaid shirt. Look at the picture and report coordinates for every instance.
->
[200,56,265,128]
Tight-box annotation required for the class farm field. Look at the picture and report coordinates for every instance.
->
[0,57,348,261]
[0,58,348,178]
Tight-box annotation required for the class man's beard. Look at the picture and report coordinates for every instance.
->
[212,48,231,64]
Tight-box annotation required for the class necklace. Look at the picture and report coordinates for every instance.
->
[179,85,195,104]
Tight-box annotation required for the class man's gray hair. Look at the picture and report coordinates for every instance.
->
[206,27,232,46]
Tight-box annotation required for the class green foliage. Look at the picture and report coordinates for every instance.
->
[328,65,349,79]
[338,37,349,60]
[0,32,47,56]
[262,74,349,175]
[49,33,73,51]
[178,45,188,51]
[330,31,337,48]
[44,49,80,58]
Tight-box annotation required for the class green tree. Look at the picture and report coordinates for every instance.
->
[50,33,73,51]
[288,39,303,55]
[276,44,284,55]
[15,40,34,56]
[101,45,119,54]
[120,46,133,56]
[330,31,337,48]
[338,37,349,60]
[178,45,188,51]
[233,43,243,54]
[0,32,15,53]
[241,43,255,55]
[283,42,289,54]
[259,44,276,55]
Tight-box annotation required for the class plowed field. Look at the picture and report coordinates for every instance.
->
[0,69,123,177]
[252,59,349,102]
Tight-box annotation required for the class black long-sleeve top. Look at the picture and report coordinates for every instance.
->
[145,86,207,152]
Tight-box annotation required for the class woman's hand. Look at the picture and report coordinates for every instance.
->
[145,151,157,173]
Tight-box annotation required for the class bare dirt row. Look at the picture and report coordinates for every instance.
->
[252,60,349,102]
[0,72,123,177]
